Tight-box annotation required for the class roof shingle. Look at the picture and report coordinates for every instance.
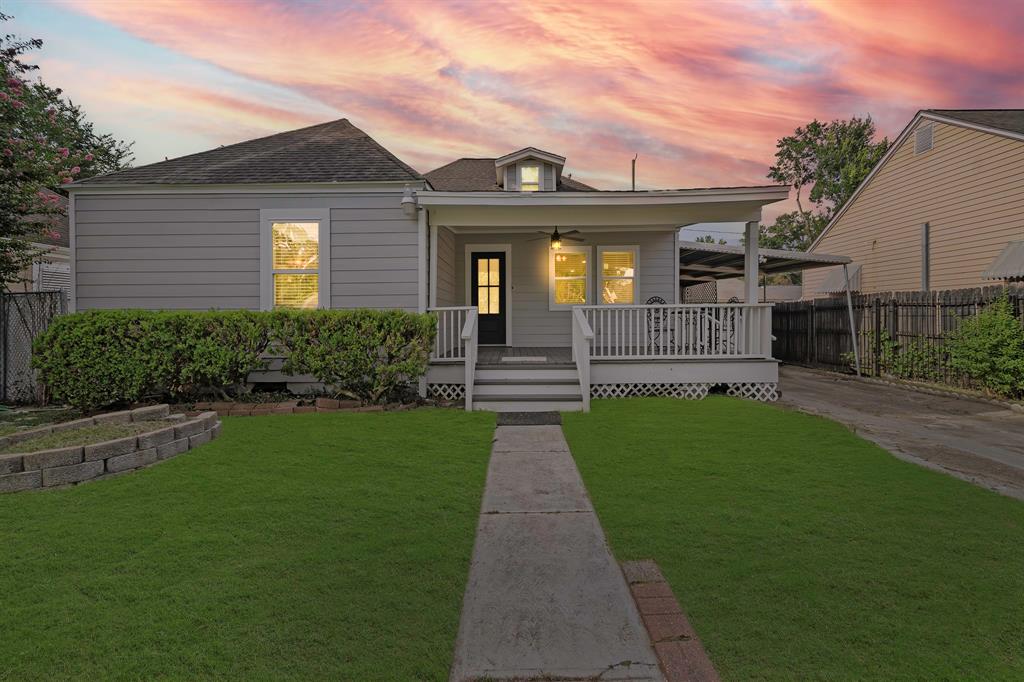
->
[424,157,596,191]
[927,109,1024,137]
[72,119,422,185]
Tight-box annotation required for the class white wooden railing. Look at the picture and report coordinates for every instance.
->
[577,303,773,360]
[428,306,475,361]
[571,307,594,412]
[461,309,478,411]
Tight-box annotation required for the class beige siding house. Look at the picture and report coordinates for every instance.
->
[67,119,791,411]
[804,109,1024,297]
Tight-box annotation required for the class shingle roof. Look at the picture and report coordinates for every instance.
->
[424,157,596,191]
[72,119,422,185]
[927,110,1024,136]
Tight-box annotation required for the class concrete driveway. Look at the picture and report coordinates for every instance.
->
[778,366,1024,500]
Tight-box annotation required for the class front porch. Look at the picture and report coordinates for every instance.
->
[425,303,779,411]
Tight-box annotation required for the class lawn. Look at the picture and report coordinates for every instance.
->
[563,398,1024,681]
[0,408,494,680]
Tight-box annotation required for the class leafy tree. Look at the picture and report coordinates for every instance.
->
[1,13,133,288]
[762,116,888,252]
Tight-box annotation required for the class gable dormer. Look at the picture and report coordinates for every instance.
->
[495,148,565,192]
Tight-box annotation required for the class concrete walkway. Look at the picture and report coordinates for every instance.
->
[449,425,663,681]
[779,366,1024,500]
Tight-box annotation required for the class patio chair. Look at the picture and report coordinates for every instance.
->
[645,296,675,353]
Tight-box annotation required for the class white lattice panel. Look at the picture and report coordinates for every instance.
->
[428,383,465,401]
[725,382,778,402]
[591,383,712,400]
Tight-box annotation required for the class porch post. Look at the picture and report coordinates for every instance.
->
[744,220,759,303]
[429,223,438,308]
[417,207,428,313]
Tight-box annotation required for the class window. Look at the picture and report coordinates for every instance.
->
[476,256,501,314]
[599,246,638,304]
[519,164,540,192]
[549,245,590,309]
[260,209,330,310]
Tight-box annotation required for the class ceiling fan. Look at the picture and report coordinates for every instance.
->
[527,227,582,250]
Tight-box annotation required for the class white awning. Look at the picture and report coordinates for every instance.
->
[817,264,861,293]
[982,241,1024,280]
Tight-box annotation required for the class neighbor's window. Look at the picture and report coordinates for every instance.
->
[550,246,589,309]
[272,221,320,308]
[599,247,637,304]
[519,164,540,192]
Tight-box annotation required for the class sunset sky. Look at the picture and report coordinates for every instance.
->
[6,0,1023,232]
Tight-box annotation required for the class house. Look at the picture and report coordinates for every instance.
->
[65,118,792,411]
[804,109,1024,297]
[9,189,71,300]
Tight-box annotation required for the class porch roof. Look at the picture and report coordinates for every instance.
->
[679,239,851,283]
[417,185,790,228]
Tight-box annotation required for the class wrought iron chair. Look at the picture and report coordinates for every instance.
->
[645,296,675,353]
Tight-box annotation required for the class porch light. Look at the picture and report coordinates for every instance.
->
[400,185,416,217]
[551,236,562,250]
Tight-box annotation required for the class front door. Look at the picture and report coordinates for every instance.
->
[470,251,507,345]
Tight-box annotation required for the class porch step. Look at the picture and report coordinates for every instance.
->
[475,367,578,382]
[477,362,577,371]
[474,380,581,397]
[473,393,583,412]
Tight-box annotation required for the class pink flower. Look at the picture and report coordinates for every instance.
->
[6,77,21,88]
[11,100,24,109]
[45,230,61,241]
[3,149,11,157]
[84,153,94,161]
[37,190,49,199]
[70,166,81,175]
[58,147,69,158]
[0,92,8,102]
[61,177,73,184]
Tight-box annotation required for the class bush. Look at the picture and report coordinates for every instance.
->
[272,309,435,403]
[32,308,435,410]
[946,294,1024,399]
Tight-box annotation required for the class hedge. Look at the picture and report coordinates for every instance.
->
[32,309,436,410]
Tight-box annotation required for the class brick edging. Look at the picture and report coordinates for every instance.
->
[0,405,222,494]
[621,560,720,682]
[193,398,423,417]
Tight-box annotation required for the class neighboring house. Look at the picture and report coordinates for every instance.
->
[9,189,71,300]
[65,119,791,411]
[804,109,1024,298]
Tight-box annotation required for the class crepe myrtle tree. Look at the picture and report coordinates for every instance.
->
[1,13,132,288]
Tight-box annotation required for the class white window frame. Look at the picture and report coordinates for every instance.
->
[549,244,592,311]
[519,163,541,192]
[259,208,331,311]
[597,245,639,305]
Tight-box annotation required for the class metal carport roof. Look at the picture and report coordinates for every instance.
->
[678,240,851,283]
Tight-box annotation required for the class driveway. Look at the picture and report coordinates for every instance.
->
[778,366,1024,500]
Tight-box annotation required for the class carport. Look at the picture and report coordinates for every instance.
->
[678,240,862,374]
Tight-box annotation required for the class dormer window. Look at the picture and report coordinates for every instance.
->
[519,164,540,192]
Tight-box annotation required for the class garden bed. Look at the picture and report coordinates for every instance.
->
[0,405,220,493]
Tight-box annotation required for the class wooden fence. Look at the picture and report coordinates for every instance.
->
[773,284,1024,386]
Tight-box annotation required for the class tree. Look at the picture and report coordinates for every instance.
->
[695,234,727,245]
[1,13,133,288]
[762,116,888,252]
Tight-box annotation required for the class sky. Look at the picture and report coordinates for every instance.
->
[5,0,1023,238]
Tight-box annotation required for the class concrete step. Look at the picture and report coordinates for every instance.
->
[474,382,582,397]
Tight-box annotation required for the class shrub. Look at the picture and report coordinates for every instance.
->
[32,308,435,410]
[271,309,435,403]
[946,294,1024,399]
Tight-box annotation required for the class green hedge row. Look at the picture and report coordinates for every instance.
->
[32,309,436,410]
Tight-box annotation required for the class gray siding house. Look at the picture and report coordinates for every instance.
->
[67,119,790,411]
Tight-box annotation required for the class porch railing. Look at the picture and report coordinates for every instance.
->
[428,306,475,361]
[461,309,478,411]
[578,303,773,360]
[571,307,594,412]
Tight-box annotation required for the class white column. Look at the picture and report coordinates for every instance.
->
[744,220,759,303]
[417,208,428,313]
[428,223,438,308]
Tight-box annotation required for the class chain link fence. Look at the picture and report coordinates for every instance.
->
[0,291,67,403]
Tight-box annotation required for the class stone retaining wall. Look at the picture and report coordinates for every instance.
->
[0,405,221,494]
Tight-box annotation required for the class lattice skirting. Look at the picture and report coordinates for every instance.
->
[725,382,779,402]
[428,383,465,401]
[591,383,713,400]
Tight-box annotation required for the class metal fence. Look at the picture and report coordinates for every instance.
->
[773,284,1024,386]
[0,291,67,403]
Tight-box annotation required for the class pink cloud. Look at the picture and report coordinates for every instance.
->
[56,0,1024,197]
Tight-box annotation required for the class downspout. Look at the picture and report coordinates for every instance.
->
[843,263,861,377]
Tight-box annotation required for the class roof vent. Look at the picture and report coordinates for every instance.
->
[914,124,933,154]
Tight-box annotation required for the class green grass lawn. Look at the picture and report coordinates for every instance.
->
[0,408,494,680]
[564,398,1024,681]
